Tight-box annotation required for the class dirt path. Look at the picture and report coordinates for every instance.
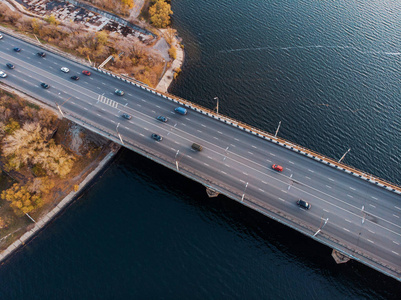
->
[130,0,144,20]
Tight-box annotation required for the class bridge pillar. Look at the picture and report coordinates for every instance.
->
[331,249,351,264]
[206,187,219,198]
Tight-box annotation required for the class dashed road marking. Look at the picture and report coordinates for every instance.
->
[326,185,332,189]
[278,198,285,202]
[248,151,253,155]
[262,181,267,184]
[207,156,213,159]
[201,124,206,127]
[281,190,287,194]
[393,214,399,218]
[124,126,129,130]
[372,196,378,200]
[347,194,354,198]
[395,206,401,211]
[343,228,350,232]
[71,101,75,104]
[345,219,351,223]
[308,169,314,173]
[224,164,230,167]
[323,209,329,212]
[270,153,276,156]
[217,131,223,134]
[213,137,219,140]
[240,180,245,183]
[221,171,227,175]
[137,104,142,107]
[96,114,101,116]
[305,176,311,179]
[393,241,400,245]
[288,161,294,164]
[84,107,88,110]
[185,118,191,121]
[369,204,376,208]
[367,239,374,244]
[141,99,146,102]
[242,172,248,176]
[204,163,209,166]
[349,187,356,191]
[258,188,265,192]
[252,145,257,149]
[368,229,375,234]
[392,251,399,256]
[139,133,144,137]
[156,105,161,108]
[234,138,240,141]
[328,178,334,181]
[266,159,271,163]
[197,130,202,133]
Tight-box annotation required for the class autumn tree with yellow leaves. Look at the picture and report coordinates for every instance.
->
[149,0,173,28]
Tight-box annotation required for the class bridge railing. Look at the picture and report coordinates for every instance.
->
[95,67,401,195]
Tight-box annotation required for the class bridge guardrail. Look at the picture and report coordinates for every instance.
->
[94,67,401,196]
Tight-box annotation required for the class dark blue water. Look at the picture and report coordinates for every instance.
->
[1,0,401,298]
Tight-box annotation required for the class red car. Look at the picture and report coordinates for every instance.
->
[82,70,91,76]
[272,164,283,172]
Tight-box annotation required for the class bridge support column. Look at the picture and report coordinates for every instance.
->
[331,249,351,264]
[206,187,219,198]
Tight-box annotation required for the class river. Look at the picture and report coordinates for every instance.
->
[0,0,400,298]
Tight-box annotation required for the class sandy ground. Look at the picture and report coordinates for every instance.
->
[130,0,144,20]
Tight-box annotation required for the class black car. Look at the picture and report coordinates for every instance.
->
[151,133,163,141]
[6,63,15,69]
[297,199,311,210]
[156,115,168,122]
[115,89,124,96]
[13,47,21,52]
[122,113,132,120]
[71,75,80,81]
[37,52,46,57]
[41,83,50,89]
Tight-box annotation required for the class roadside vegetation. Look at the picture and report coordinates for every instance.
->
[0,3,165,87]
[149,0,173,28]
[0,89,110,249]
[83,0,134,16]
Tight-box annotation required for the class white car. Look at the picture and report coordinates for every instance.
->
[0,34,3,39]
[61,67,70,73]
[0,71,7,78]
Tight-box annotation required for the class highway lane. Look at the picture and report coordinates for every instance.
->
[1,32,400,279]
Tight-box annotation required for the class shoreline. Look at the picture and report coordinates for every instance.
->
[0,5,185,262]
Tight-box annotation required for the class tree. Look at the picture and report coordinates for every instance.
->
[1,183,42,216]
[149,0,173,28]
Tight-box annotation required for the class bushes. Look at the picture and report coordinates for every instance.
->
[149,0,173,28]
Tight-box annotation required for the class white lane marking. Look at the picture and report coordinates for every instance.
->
[371,196,378,200]
[305,176,311,180]
[242,172,248,176]
[156,105,161,108]
[252,145,257,149]
[124,126,129,130]
[96,114,101,116]
[185,118,191,121]
[345,219,351,223]
[368,229,375,234]
[240,180,245,183]
[129,121,134,124]
[288,161,294,164]
[144,127,148,130]
[266,159,272,163]
[201,124,206,127]
[326,185,332,189]
[258,188,265,192]
[224,164,230,167]
[349,187,356,191]
[213,137,219,140]
[328,178,335,181]
[367,239,374,244]
[128,93,133,96]
[84,107,88,110]
[70,101,75,104]
[343,228,350,232]
[197,130,202,133]
[392,251,399,256]
[102,82,106,85]
[395,206,401,211]
[221,171,227,175]
[393,214,400,218]
[141,99,146,102]
[84,82,88,84]
[174,141,179,144]
[270,153,276,156]
[323,209,329,212]
[230,144,236,147]
[369,204,376,208]
[110,120,116,124]
[217,131,223,134]
[278,198,285,202]
[170,148,175,151]
[181,123,186,126]
[137,104,142,107]
[139,134,144,137]
[308,169,314,173]
[281,190,287,194]
[97,87,101,89]
[262,181,267,184]
[393,241,400,245]
[152,110,156,113]
[187,155,193,159]
[207,156,213,159]
[234,138,240,141]
[248,151,253,155]
[347,194,354,198]
[204,163,209,166]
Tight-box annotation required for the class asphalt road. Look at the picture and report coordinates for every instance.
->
[1,32,400,281]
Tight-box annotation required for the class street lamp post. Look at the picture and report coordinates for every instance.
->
[338,148,351,163]
[116,123,124,145]
[274,121,281,138]
[313,217,329,237]
[214,97,219,114]
[241,182,249,202]
[175,150,180,171]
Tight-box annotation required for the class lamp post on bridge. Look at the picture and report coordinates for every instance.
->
[274,121,281,138]
[313,217,329,237]
[116,123,124,145]
[338,148,351,163]
[175,150,180,171]
[241,182,249,202]
[214,97,219,114]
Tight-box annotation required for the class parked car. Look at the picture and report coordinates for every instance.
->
[71,75,80,81]
[41,83,50,89]
[0,34,3,39]
[13,47,21,52]
[0,71,7,78]
[37,52,46,57]
[6,63,15,69]
[272,164,283,172]
[156,115,168,122]
[297,199,311,210]
[61,67,70,73]
[151,133,162,141]
[82,70,91,76]
[115,89,124,96]
[122,113,132,120]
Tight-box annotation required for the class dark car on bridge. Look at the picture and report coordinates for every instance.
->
[6,63,15,69]
[13,47,21,52]
[82,70,91,76]
[151,133,163,141]
[37,52,46,57]
[156,115,168,122]
[115,89,124,96]
[122,113,132,120]
[71,75,80,81]
[272,164,283,172]
[41,83,50,89]
[297,199,311,210]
